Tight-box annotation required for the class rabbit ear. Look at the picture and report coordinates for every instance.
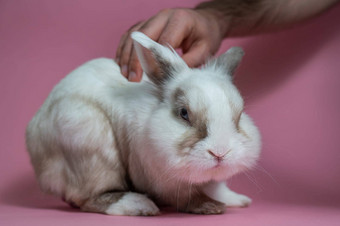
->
[211,47,244,78]
[131,32,187,86]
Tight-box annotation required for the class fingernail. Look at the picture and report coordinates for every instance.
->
[128,71,137,81]
[121,65,128,76]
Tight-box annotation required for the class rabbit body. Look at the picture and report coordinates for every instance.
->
[26,32,261,215]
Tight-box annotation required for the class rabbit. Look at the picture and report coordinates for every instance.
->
[26,31,261,216]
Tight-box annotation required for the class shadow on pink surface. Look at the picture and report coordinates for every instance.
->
[1,168,339,215]
[1,173,74,212]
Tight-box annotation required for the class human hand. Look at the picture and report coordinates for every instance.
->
[116,8,226,82]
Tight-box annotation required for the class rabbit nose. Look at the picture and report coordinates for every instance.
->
[207,149,230,162]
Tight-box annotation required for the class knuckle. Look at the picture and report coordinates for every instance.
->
[128,21,144,32]
[172,8,191,20]
[158,8,174,15]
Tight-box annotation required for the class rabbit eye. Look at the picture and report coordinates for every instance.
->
[179,108,189,122]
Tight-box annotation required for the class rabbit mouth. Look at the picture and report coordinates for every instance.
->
[175,161,233,183]
[212,162,224,168]
[207,155,230,169]
[187,155,230,172]
[202,159,229,172]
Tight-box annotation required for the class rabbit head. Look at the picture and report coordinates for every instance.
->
[132,32,261,184]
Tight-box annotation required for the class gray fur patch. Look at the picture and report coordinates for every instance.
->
[172,88,208,155]
[148,48,176,86]
[81,192,125,213]
[29,94,129,209]
[183,191,226,214]
[229,100,243,131]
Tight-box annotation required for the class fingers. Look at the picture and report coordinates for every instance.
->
[126,12,171,82]
[139,10,173,42]
[182,41,211,68]
[116,22,144,80]
[116,10,172,82]
[156,9,213,68]
[116,8,221,82]
[126,48,142,82]
[157,9,193,48]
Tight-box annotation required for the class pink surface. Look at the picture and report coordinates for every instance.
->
[1,1,340,225]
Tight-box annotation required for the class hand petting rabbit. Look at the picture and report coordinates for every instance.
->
[26,32,261,216]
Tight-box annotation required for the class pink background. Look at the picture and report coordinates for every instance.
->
[1,1,339,225]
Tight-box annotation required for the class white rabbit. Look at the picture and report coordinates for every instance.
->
[26,32,261,216]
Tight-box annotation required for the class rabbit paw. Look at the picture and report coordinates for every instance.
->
[188,201,226,215]
[224,193,252,208]
[105,193,160,216]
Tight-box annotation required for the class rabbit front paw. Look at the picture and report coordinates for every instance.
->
[104,192,160,216]
[224,193,252,207]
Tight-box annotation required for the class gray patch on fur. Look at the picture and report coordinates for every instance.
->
[218,47,244,75]
[81,192,125,213]
[183,192,226,214]
[172,88,208,155]
[27,94,129,209]
[228,100,243,131]
[112,112,135,191]
[148,47,176,86]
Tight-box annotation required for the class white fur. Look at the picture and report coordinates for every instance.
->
[26,31,261,215]
[202,182,252,207]
[105,193,159,216]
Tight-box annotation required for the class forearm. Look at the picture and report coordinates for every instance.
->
[196,0,339,37]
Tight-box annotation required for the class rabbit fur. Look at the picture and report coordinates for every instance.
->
[26,32,261,215]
